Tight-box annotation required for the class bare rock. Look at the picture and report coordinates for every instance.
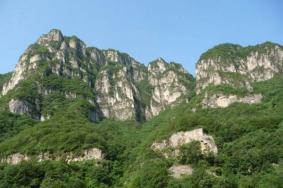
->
[9,99,30,115]
[37,29,64,44]
[1,153,30,165]
[1,148,104,165]
[202,93,263,108]
[152,128,217,158]
[196,43,283,93]
[169,165,193,178]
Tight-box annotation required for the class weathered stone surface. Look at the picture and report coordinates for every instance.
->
[146,58,194,119]
[8,98,41,120]
[168,165,193,178]
[9,99,30,115]
[202,93,263,108]
[37,29,64,44]
[1,153,30,165]
[1,148,103,165]
[196,43,283,94]
[152,128,217,158]
[95,68,137,120]
[66,148,103,163]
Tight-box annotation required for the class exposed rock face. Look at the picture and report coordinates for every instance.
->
[196,43,283,94]
[2,29,194,121]
[202,93,263,108]
[168,165,193,178]
[151,128,217,158]
[9,99,40,119]
[145,58,194,118]
[37,29,64,44]
[1,148,103,165]
[2,54,31,95]
[95,68,137,120]
[67,148,103,163]
[9,99,30,115]
[1,153,30,165]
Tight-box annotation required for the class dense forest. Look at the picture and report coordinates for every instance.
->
[0,29,283,187]
[0,75,283,187]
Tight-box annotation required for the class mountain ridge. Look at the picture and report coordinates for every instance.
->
[1,29,195,122]
[1,30,283,187]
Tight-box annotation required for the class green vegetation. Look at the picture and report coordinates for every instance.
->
[0,75,283,187]
[29,44,49,55]
[179,141,203,164]
[42,74,94,98]
[120,76,283,187]
[0,72,12,91]
[0,112,36,142]
[199,42,283,62]
[204,84,249,97]
[199,43,243,61]
[1,39,283,187]
[135,79,153,107]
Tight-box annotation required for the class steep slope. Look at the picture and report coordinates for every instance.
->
[1,74,283,187]
[1,29,194,121]
[0,72,12,93]
[195,42,283,108]
[1,37,283,187]
[120,75,283,187]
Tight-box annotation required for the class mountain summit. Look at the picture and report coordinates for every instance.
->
[1,29,195,121]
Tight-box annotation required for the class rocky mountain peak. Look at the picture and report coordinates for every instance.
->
[196,42,283,94]
[37,29,64,45]
[148,58,168,73]
[195,42,283,108]
[1,29,195,121]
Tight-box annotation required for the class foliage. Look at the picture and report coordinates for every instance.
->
[0,111,36,142]
[1,70,283,187]
[179,141,203,164]
[0,72,12,91]
[135,79,153,107]
[29,43,49,55]
[198,41,283,62]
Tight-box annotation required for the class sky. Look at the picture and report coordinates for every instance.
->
[0,0,282,75]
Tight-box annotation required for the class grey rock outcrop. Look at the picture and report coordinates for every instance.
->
[145,58,194,118]
[151,128,217,158]
[9,99,41,119]
[9,99,30,115]
[202,93,263,108]
[1,147,103,165]
[168,165,193,178]
[196,43,283,94]
[1,153,30,165]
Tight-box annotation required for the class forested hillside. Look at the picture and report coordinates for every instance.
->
[0,30,283,187]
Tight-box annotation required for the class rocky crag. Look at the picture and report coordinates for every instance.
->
[196,43,283,108]
[1,29,195,121]
[2,30,283,121]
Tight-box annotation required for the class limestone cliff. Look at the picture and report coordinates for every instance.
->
[1,29,194,121]
[151,128,218,158]
[196,43,283,93]
[146,58,194,118]
[196,42,283,108]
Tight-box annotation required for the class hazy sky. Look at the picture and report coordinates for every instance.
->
[0,0,282,74]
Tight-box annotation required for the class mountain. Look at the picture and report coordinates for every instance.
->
[0,30,283,187]
[195,42,283,108]
[1,29,195,122]
[196,42,283,93]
